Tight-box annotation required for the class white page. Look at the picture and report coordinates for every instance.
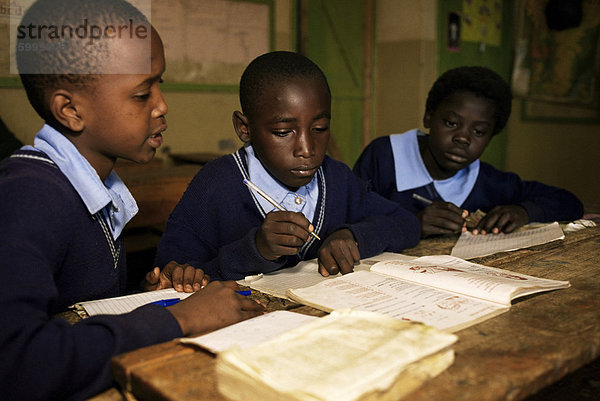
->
[370,255,569,305]
[238,252,416,298]
[451,221,565,259]
[288,271,507,332]
[181,310,318,353]
[74,288,193,316]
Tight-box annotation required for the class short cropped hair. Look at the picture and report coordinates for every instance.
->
[425,66,512,135]
[239,51,331,118]
[16,0,149,123]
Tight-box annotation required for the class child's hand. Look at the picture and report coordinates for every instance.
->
[256,211,314,260]
[472,205,529,235]
[317,228,360,276]
[166,281,265,336]
[418,202,468,238]
[143,261,209,293]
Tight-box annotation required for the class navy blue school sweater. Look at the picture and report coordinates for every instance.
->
[0,150,182,401]
[353,135,584,221]
[155,148,421,280]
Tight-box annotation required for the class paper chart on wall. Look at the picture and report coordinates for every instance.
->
[150,0,270,85]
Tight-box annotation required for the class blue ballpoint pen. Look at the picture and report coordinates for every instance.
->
[150,298,181,307]
[236,290,251,296]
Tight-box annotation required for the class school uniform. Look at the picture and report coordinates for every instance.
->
[155,144,420,281]
[0,125,182,401]
[353,129,584,221]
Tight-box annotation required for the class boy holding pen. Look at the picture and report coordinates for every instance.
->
[155,51,420,280]
[353,66,583,238]
[0,1,263,399]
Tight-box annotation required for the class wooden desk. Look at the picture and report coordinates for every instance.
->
[110,227,600,401]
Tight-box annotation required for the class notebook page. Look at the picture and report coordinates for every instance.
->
[75,288,193,316]
[451,222,564,259]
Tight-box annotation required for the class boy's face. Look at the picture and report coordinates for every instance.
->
[74,28,167,170]
[241,77,330,190]
[422,90,496,179]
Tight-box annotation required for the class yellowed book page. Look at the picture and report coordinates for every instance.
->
[237,252,416,299]
[287,270,507,332]
[216,310,457,401]
[451,221,565,259]
[370,255,570,305]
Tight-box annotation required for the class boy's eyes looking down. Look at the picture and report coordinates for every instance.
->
[271,124,330,137]
[133,78,164,101]
[442,119,488,137]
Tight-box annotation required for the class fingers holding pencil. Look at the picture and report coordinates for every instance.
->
[244,179,321,241]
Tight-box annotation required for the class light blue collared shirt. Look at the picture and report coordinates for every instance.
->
[23,124,138,239]
[390,129,479,206]
[245,144,318,223]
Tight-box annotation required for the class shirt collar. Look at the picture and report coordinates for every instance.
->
[31,124,138,239]
[245,143,318,223]
[390,129,479,207]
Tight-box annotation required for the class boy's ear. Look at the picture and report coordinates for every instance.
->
[232,110,251,143]
[423,111,432,129]
[49,90,85,132]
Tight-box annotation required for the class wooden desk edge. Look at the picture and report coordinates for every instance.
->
[112,340,195,393]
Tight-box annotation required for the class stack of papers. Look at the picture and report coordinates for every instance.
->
[215,309,457,401]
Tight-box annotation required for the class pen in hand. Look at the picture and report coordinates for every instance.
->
[412,193,433,205]
[150,298,181,307]
[413,192,469,233]
[243,179,321,240]
[150,290,250,307]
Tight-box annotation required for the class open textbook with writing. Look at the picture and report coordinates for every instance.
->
[244,223,567,299]
[287,255,570,332]
[239,252,416,298]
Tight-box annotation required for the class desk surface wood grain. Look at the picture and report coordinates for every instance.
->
[108,227,600,401]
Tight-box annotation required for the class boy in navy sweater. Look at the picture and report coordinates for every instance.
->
[0,1,263,399]
[353,66,583,238]
[155,51,420,280]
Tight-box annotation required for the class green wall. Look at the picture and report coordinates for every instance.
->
[305,0,370,165]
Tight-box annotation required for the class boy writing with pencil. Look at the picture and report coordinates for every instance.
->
[0,1,263,399]
[155,51,420,280]
[353,66,583,238]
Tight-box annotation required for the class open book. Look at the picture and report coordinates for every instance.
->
[216,309,457,401]
[287,255,570,332]
[239,252,416,298]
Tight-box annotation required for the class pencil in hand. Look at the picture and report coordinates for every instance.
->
[243,179,321,240]
[412,193,433,205]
